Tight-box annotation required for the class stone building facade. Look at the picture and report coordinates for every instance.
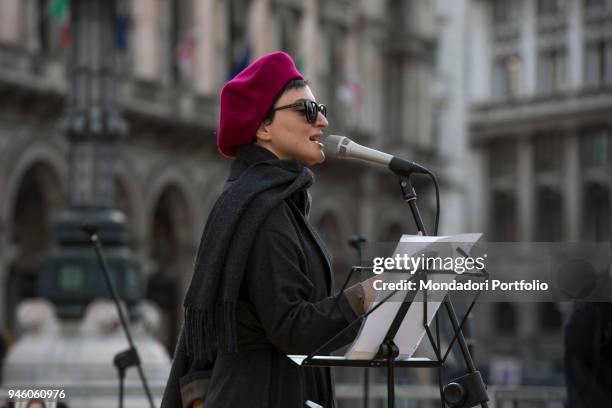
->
[4,0,602,395]
[466,0,612,386]
[0,0,465,381]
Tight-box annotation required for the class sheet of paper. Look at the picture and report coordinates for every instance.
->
[345,233,482,359]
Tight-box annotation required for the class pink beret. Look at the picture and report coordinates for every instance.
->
[217,51,304,158]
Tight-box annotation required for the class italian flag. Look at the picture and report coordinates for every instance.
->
[49,0,70,48]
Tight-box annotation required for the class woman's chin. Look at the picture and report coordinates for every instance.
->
[301,152,325,167]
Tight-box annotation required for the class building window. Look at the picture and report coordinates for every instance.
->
[493,55,521,99]
[585,0,612,10]
[539,303,562,331]
[537,0,567,17]
[493,0,521,24]
[584,40,612,88]
[533,136,563,241]
[491,192,518,241]
[580,129,610,240]
[580,129,610,169]
[488,139,517,241]
[489,141,517,178]
[384,55,404,145]
[389,0,408,29]
[534,135,563,173]
[537,48,566,94]
[582,183,610,240]
[493,302,517,333]
[535,187,563,241]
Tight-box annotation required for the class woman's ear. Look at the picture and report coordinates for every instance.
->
[255,121,273,143]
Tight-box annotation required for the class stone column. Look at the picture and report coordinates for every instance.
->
[563,131,581,240]
[132,0,160,81]
[467,148,489,234]
[358,172,375,241]
[567,0,583,90]
[0,0,21,46]
[467,0,492,101]
[300,0,319,85]
[521,0,536,95]
[517,137,534,241]
[194,0,216,94]
[249,0,270,58]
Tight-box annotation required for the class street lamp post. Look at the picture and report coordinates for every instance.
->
[38,0,142,317]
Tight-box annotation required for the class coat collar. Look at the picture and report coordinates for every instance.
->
[228,144,280,181]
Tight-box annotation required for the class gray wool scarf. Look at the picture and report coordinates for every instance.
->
[183,144,313,361]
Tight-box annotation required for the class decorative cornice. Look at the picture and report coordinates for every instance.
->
[470,88,612,140]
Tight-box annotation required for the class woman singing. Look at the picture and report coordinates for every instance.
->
[161,51,372,408]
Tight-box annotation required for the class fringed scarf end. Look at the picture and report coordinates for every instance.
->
[184,302,238,361]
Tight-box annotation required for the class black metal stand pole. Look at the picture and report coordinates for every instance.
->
[118,366,125,408]
[348,236,370,408]
[84,226,156,408]
[398,176,489,408]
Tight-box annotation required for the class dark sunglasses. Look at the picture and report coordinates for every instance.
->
[270,100,327,124]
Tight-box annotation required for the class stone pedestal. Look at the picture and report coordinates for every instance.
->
[3,299,170,407]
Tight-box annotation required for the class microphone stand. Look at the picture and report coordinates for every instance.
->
[348,236,370,408]
[396,175,489,408]
[82,225,155,408]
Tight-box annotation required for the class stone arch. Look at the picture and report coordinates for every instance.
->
[199,165,230,219]
[376,209,416,242]
[115,158,146,248]
[145,169,200,351]
[144,165,201,246]
[312,209,352,288]
[149,184,195,277]
[493,302,517,334]
[1,143,67,232]
[3,154,66,333]
[315,211,345,259]
[378,221,404,242]
[309,194,353,244]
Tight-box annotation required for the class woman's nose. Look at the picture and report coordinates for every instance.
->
[315,111,328,128]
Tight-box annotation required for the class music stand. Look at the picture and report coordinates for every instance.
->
[290,177,490,408]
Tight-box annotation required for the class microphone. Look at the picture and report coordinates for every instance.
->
[323,134,429,176]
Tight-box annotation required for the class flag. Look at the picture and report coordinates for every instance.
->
[48,0,70,48]
[115,14,129,52]
[337,73,364,124]
[48,0,68,21]
[59,20,71,48]
[295,56,305,73]
[228,46,251,81]
[176,28,197,78]
[337,73,363,108]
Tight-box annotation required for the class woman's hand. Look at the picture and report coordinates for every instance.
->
[360,274,381,312]
[192,399,205,408]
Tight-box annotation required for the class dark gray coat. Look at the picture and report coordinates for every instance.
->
[161,151,360,408]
